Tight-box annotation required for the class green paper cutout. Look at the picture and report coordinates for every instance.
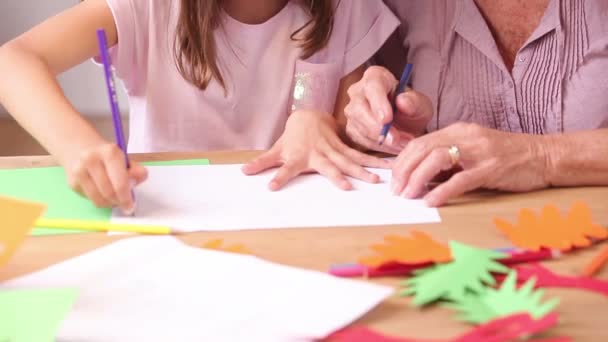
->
[0,159,210,236]
[447,271,560,324]
[0,288,78,342]
[400,242,509,306]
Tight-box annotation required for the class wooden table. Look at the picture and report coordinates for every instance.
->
[1,151,608,341]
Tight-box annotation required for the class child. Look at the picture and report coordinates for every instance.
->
[0,0,399,214]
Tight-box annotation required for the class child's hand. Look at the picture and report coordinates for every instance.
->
[64,142,148,214]
[242,110,391,190]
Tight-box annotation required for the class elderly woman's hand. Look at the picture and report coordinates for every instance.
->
[392,123,552,207]
[344,66,433,154]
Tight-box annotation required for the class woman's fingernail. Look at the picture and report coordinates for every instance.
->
[385,133,394,145]
[403,185,413,198]
[379,110,386,120]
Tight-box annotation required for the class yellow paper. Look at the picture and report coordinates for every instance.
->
[0,196,46,268]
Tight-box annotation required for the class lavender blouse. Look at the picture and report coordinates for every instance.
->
[382,0,608,134]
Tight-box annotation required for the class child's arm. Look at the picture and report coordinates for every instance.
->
[0,0,146,213]
[242,65,390,190]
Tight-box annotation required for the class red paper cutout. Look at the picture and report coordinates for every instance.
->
[327,313,569,342]
[494,202,608,252]
[495,263,608,297]
[359,231,452,268]
[330,249,559,279]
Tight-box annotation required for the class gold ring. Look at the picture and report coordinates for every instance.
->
[448,145,460,166]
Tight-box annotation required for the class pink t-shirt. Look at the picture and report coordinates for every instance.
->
[104,0,399,152]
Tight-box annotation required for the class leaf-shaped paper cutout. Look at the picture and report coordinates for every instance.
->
[359,231,452,268]
[201,239,251,255]
[400,242,509,306]
[496,263,608,298]
[495,202,608,252]
[449,271,559,325]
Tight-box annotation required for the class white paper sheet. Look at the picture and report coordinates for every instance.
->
[111,164,440,232]
[1,237,393,342]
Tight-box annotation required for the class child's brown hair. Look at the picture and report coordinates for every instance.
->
[173,0,336,91]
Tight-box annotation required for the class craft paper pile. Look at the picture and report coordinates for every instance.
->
[1,236,393,342]
[0,159,209,235]
[341,203,608,340]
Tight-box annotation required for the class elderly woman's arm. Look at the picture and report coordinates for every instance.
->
[388,124,608,207]
[545,129,608,187]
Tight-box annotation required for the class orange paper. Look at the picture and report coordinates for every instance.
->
[201,239,251,255]
[0,196,46,268]
[494,202,608,252]
[359,231,451,268]
[582,245,608,277]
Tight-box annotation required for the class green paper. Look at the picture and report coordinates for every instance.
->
[0,288,78,342]
[0,167,110,235]
[400,241,510,306]
[0,159,210,236]
[447,271,560,324]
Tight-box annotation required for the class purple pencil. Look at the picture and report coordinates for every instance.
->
[96,29,129,166]
[97,29,135,209]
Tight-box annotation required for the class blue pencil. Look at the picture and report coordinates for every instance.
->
[378,63,414,145]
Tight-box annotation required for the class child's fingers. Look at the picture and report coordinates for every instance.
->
[104,156,134,211]
[326,149,380,184]
[268,161,303,191]
[313,156,352,190]
[86,160,119,206]
[341,147,392,170]
[79,171,112,208]
[242,149,282,175]
[128,162,148,184]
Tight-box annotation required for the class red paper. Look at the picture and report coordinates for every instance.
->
[327,313,568,342]
[495,263,608,297]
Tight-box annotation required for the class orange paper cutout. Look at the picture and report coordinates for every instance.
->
[0,196,45,268]
[201,239,251,255]
[494,202,608,252]
[359,231,452,268]
[582,244,608,277]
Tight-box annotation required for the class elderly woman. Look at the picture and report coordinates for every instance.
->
[344,0,608,207]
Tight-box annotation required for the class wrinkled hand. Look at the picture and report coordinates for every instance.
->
[344,66,433,154]
[242,110,391,190]
[64,142,147,214]
[391,123,550,207]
